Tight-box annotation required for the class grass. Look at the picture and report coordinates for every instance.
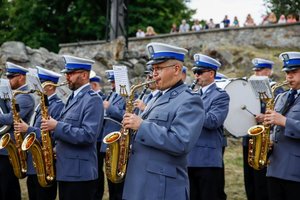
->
[20,137,246,200]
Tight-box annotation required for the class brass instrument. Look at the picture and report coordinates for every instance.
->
[103,80,156,183]
[21,82,66,187]
[0,90,35,178]
[247,81,288,170]
[190,79,198,90]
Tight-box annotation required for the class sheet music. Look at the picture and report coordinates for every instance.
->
[56,76,71,103]
[113,65,130,96]
[26,68,43,92]
[248,76,272,99]
[0,79,12,99]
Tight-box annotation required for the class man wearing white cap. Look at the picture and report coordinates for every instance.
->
[0,62,35,200]
[101,70,126,200]
[187,53,230,200]
[122,42,205,200]
[14,66,64,200]
[243,57,284,200]
[264,52,300,200]
[41,55,104,200]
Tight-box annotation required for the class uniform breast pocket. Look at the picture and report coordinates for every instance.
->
[147,112,169,126]
[64,113,80,126]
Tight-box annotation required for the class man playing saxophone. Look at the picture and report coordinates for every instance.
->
[122,42,205,200]
[14,66,64,200]
[0,62,35,200]
[264,52,300,200]
[41,55,104,200]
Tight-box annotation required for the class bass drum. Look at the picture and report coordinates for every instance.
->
[0,98,11,135]
[216,79,260,137]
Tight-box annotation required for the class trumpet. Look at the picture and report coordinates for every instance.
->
[41,81,68,88]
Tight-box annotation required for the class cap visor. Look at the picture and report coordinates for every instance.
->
[282,67,297,72]
[146,58,168,65]
[192,66,211,71]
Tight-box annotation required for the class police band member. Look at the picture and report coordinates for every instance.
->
[264,52,300,200]
[243,58,284,200]
[89,74,105,200]
[101,70,126,200]
[0,62,35,200]
[134,66,159,113]
[122,42,205,200]
[41,55,104,200]
[14,66,64,200]
[90,75,105,99]
[187,54,230,200]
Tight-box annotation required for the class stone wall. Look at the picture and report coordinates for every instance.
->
[1,23,300,83]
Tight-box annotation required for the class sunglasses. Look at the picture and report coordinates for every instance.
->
[193,70,211,75]
[7,74,21,79]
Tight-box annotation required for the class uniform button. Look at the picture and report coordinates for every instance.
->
[276,128,280,132]
[291,133,295,136]
[141,139,145,142]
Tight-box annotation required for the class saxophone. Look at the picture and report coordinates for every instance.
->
[247,81,288,170]
[103,80,155,183]
[21,81,66,187]
[0,90,35,178]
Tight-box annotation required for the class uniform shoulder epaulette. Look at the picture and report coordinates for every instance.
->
[216,87,226,93]
[56,99,62,103]
[185,89,200,96]
[88,90,97,96]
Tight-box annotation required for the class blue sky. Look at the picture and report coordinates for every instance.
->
[186,0,268,26]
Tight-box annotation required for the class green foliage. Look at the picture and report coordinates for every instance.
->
[0,0,194,52]
[263,0,300,19]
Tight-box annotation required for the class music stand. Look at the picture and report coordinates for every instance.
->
[113,65,130,97]
[248,76,272,100]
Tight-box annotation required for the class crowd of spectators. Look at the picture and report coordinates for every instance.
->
[136,13,299,38]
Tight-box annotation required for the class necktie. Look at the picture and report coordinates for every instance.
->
[282,90,297,114]
[144,93,153,104]
[200,89,203,96]
[154,91,162,102]
[66,92,74,106]
[287,89,297,105]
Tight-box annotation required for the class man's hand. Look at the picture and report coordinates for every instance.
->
[103,100,110,109]
[134,99,146,112]
[41,117,58,131]
[14,119,29,133]
[255,113,265,123]
[264,110,286,127]
[122,113,143,131]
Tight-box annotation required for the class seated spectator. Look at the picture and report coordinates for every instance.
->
[244,14,256,27]
[207,18,215,29]
[136,29,145,38]
[233,16,240,27]
[267,12,277,24]
[222,15,230,28]
[277,14,286,24]
[179,19,190,32]
[192,19,202,31]
[287,14,297,23]
[170,23,178,34]
[145,26,157,36]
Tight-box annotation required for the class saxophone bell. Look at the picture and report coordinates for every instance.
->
[248,125,265,136]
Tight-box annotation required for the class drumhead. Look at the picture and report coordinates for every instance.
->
[217,79,260,137]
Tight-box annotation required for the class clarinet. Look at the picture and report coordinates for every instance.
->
[189,79,198,90]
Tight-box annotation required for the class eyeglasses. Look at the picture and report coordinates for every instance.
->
[193,70,211,75]
[7,74,21,79]
[152,64,175,72]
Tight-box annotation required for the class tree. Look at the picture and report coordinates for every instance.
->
[263,0,300,20]
[0,0,195,52]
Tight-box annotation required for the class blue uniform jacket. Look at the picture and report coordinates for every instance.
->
[122,83,205,200]
[267,92,300,182]
[0,85,35,155]
[53,85,104,181]
[25,94,64,175]
[100,92,125,152]
[188,83,229,168]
